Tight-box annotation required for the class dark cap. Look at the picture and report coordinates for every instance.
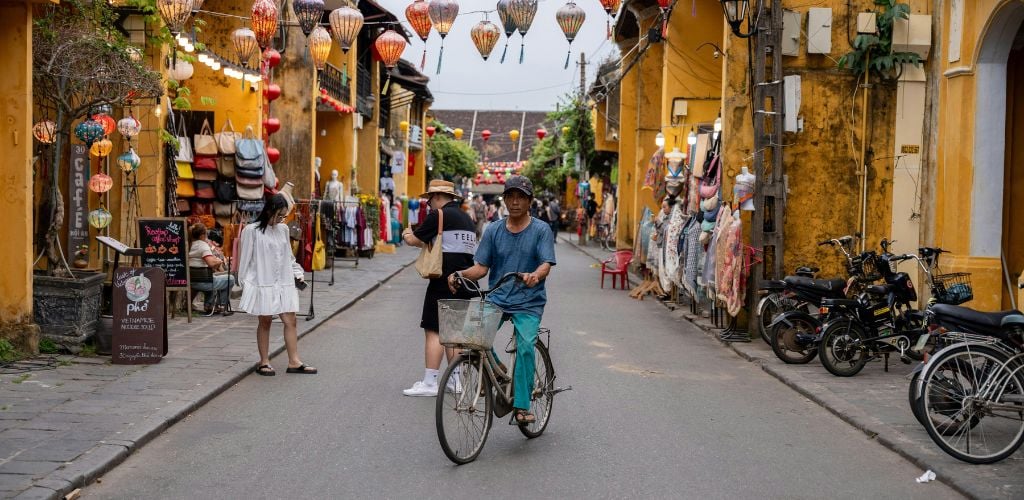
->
[503,175,533,197]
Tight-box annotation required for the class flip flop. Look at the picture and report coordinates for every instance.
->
[514,410,536,425]
[255,364,275,376]
[286,364,318,374]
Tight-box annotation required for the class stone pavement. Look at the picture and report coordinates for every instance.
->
[564,235,1024,500]
[0,246,417,499]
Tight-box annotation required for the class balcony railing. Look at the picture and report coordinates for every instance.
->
[356,60,374,118]
[319,63,351,105]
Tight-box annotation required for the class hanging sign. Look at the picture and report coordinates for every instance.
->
[112,266,167,364]
[137,218,189,288]
[68,144,90,254]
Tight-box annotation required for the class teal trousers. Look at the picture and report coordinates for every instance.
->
[492,312,541,411]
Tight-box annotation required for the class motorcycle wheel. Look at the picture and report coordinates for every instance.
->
[770,316,819,364]
[819,319,870,377]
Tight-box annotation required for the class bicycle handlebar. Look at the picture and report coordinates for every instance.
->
[452,271,523,297]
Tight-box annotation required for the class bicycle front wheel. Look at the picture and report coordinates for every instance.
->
[436,353,493,464]
[517,340,554,438]
[921,344,1024,464]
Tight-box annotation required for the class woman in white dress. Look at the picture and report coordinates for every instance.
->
[237,194,317,376]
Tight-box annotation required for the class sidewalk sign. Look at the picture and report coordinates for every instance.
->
[112,267,167,364]
[137,218,195,321]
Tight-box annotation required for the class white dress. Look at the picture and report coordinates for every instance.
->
[237,223,303,316]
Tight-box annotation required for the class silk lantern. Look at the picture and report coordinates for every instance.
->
[556,1,586,68]
[232,28,260,68]
[90,138,113,158]
[481,130,491,142]
[89,173,113,193]
[598,0,620,38]
[425,126,436,138]
[117,115,142,139]
[453,128,463,140]
[308,25,332,70]
[329,7,363,53]
[117,148,141,172]
[508,0,538,63]
[374,30,406,94]
[88,207,113,229]
[157,0,193,34]
[399,120,410,133]
[167,57,194,81]
[251,0,279,50]
[93,114,116,136]
[536,128,547,140]
[264,48,281,68]
[293,0,325,37]
[509,129,519,142]
[497,0,518,63]
[33,120,56,144]
[263,83,282,101]
[471,19,501,61]
[406,0,432,70]
[561,126,569,135]
[75,119,105,147]
[263,118,281,135]
[266,146,281,164]
[428,0,459,73]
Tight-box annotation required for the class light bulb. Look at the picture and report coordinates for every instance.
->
[714,116,722,133]
[197,54,208,64]
[223,67,232,77]
[184,43,195,53]
[154,104,162,118]
[687,131,697,145]
[210,61,221,71]
[655,132,665,148]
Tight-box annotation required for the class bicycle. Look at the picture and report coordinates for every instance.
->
[434,272,572,464]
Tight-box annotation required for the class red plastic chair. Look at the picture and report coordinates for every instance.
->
[601,250,634,289]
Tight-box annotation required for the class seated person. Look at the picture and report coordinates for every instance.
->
[188,223,234,315]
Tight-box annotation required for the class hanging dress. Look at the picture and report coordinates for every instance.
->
[661,204,686,292]
[681,216,703,296]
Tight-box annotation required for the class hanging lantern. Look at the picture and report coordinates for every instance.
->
[470,19,501,61]
[90,138,113,158]
[481,129,492,142]
[117,116,142,139]
[264,48,282,68]
[509,129,520,142]
[232,28,260,68]
[536,128,547,140]
[496,0,518,63]
[126,46,144,63]
[263,117,281,135]
[88,173,114,193]
[266,146,281,164]
[329,6,364,53]
[374,30,406,95]
[156,0,193,35]
[561,126,570,135]
[406,0,433,70]
[74,119,105,147]
[117,148,141,172]
[507,0,538,63]
[425,126,436,138]
[556,1,586,69]
[428,0,459,73]
[88,207,113,229]
[505,167,513,175]
[293,0,325,37]
[93,114,116,136]
[599,0,620,38]
[308,25,332,70]
[33,120,56,144]
[453,128,463,140]
[399,120,410,132]
[263,83,282,101]
[167,57,194,81]
[251,0,279,50]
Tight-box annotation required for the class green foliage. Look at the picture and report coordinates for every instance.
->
[38,339,59,354]
[428,121,479,180]
[80,343,97,357]
[837,0,922,79]
[523,96,605,194]
[0,339,18,362]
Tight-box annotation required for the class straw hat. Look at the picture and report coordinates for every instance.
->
[419,179,460,200]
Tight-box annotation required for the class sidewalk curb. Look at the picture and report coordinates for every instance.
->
[560,235,982,500]
[31,257,417,500]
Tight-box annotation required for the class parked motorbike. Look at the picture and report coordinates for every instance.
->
[756,265,818,344]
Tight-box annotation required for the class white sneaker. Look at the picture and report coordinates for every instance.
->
[402,381,439,397]
[445,375,462,394]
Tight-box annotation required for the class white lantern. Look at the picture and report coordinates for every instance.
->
[167,58,194,81]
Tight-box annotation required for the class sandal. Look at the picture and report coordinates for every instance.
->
[255,364,275,376]
[286,364,318,374]
[514,409,536,425]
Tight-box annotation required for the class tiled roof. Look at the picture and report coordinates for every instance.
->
[431,109,553,163]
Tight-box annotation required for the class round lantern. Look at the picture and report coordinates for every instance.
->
[88,207,113,229]
[117,148,141,172]
[329,6,364,53]
[600,0,620,16]
[561,125,570,135]
[536,128,547,140]
[117,116,142,139]
[509,129,520,142]
[264,48,282,68]
[90,138,113,158]
[428,0,459,72]
[263,83,282,101]
[263,117,281,135]
[126,46,144,63]
[156,0,193,34]
[251,0,280,50]
[406,0,432,69]
[496,0,518,63]
[556,1,586,68]
[93,114,116,136]
[425,126,436,138]
[293,0,325,37]
[308,25,332,70]
[470,19,501,61]
[374,30,406,69]
[75,119,105,147]
[232,28,260,68]
[507,0,538,63]
[399,120,410,132]
[266,147,281,164]
[481,130,491,141]
[167,57,194,81]
[33,120,56,144]
[88,173,114,193]
[453,128,463,140]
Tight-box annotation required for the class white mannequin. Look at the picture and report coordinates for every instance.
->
[734,166,756,211]
[325,169,344,202]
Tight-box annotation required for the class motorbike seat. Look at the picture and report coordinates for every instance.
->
[759,279,788,291]
[796,266,820,275]
[784,276,847,294]
[867,284,890,295]
[931,304,1024,330]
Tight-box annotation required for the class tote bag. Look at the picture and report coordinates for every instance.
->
[193,119,218,156]
[234,126,265,170]
[311,213,326,271]
[174,119,193,162]
[215,118,239,155]
[414,209,444,279]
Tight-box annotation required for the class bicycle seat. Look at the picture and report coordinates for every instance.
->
[784,276,847,294]
[931,304,1024,330]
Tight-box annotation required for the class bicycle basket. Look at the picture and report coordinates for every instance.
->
[932,272,974,305]
[438,299,504,350]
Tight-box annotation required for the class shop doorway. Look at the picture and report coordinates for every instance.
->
[1003,22,1024,309]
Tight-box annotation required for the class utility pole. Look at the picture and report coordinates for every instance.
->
[578,52,588,245]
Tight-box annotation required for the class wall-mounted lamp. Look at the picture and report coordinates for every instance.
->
[720,0,763,38]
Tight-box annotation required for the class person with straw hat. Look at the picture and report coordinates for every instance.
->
[400,180,478,396]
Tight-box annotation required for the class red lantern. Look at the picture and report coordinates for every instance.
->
[374,30,406,69]
[406,0,432,69]
[263,118,281,135]
[251,0,280,50]
[88,173,113,193]
[94,114,116,136]
[263,83,281,101]
[481,129,491,141]
[425,126,436,138]
[536,128,547,140]
[266,147,281,164]
[264,48,281,68]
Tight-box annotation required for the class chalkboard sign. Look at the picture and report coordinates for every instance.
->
[112,267,167,364]
[138,218,189,288]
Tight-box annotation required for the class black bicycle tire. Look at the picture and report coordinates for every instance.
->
[819,319,869,377]
[518,341,555,439]
[436,354,493,464]
[770,317,819,364]
[757,295,782,344]
[909,368,926,427]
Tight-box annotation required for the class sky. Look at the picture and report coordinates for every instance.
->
[373,0,621,111]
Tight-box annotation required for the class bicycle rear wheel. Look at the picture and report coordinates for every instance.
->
[436,353,493,464]
[921,344,1024,464]
[518,340,554,438]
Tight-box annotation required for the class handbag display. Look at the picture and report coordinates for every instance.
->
[234,126,265,170]
[235,174,263,187]
[193,119,218,156]
[236,164,264,178]
[312,212,326,271]
[217,156,236,178]
[195,181,216,200]
[238,200,265,213]
[414,209,444,279]
[263,161,277,190]
[191,200,213,216]
[215,180,237,203]
[175,198,191,214]
[194,154,217,171]
[236,183,264,201]
[215,118,238,155]
[175,161,194,180]
[175,178,195,197]
[174,119,193,163]
[194,169,217,181]
[214,201,235,217]
[699,154,721,199]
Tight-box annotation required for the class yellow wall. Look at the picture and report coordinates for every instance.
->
[615,36,640,247]
[660,0,723,150]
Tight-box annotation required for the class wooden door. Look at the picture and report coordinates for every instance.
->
[1003,23,1024,310]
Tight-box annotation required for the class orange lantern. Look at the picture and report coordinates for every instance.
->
[232,28,260,68]
[406,0,432,70]
[33,120,56,144]
[470,19,501,61]
[509,129,520,142]
[598,0,620,38]
[88,173,114,193]
[308,25,332,70]
[93,114,116,136]
[374,30,406,95]
[251,0,279,50]
[90,138,113,158]
[453,128,463,140]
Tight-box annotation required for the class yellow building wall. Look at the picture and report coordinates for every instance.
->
[407,108,429,205]
[660,0,723,150]
[355,53,380,197]
[315,35,359,198]
[615,37,640,247]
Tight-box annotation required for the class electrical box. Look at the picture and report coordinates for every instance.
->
[893,14,932,60]
[784,75,802,133]
[857,12,877,34]
[671,99,688,121]
[782,10,801,56]
[807,8,833,54]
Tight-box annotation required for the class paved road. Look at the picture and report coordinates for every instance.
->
[85,243,960,499]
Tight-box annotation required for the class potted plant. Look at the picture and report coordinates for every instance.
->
[72,244,89,269]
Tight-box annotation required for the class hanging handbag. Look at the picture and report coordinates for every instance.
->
[214,201,235,217]
[175,198,191,214]
[238,199,265,213]
[263,161,277,190]
[235,174,263,187]
[194,181,216,200]
[699,153,721,199]
[215,118,239,155]
[215,180,237,203]
[194,153,217,171]
[312,212,326,271]
[194,169,217,181]
[174,119,193,162]
[175,179,195,197]
[234,126,265,170]
[176,161,194,180]
[191,200,213,216]
[414,209,444,279]
[193,119,218,156]
[217,156,236,178]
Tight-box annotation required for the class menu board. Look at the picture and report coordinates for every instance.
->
[137,218,189,288]
[112,267,167,365]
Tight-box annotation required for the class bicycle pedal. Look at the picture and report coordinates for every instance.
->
[900,356,913,365]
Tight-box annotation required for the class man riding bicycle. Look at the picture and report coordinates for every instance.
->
[448,176,556,425]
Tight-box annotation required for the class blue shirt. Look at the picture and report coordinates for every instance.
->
[474,217,556,318]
